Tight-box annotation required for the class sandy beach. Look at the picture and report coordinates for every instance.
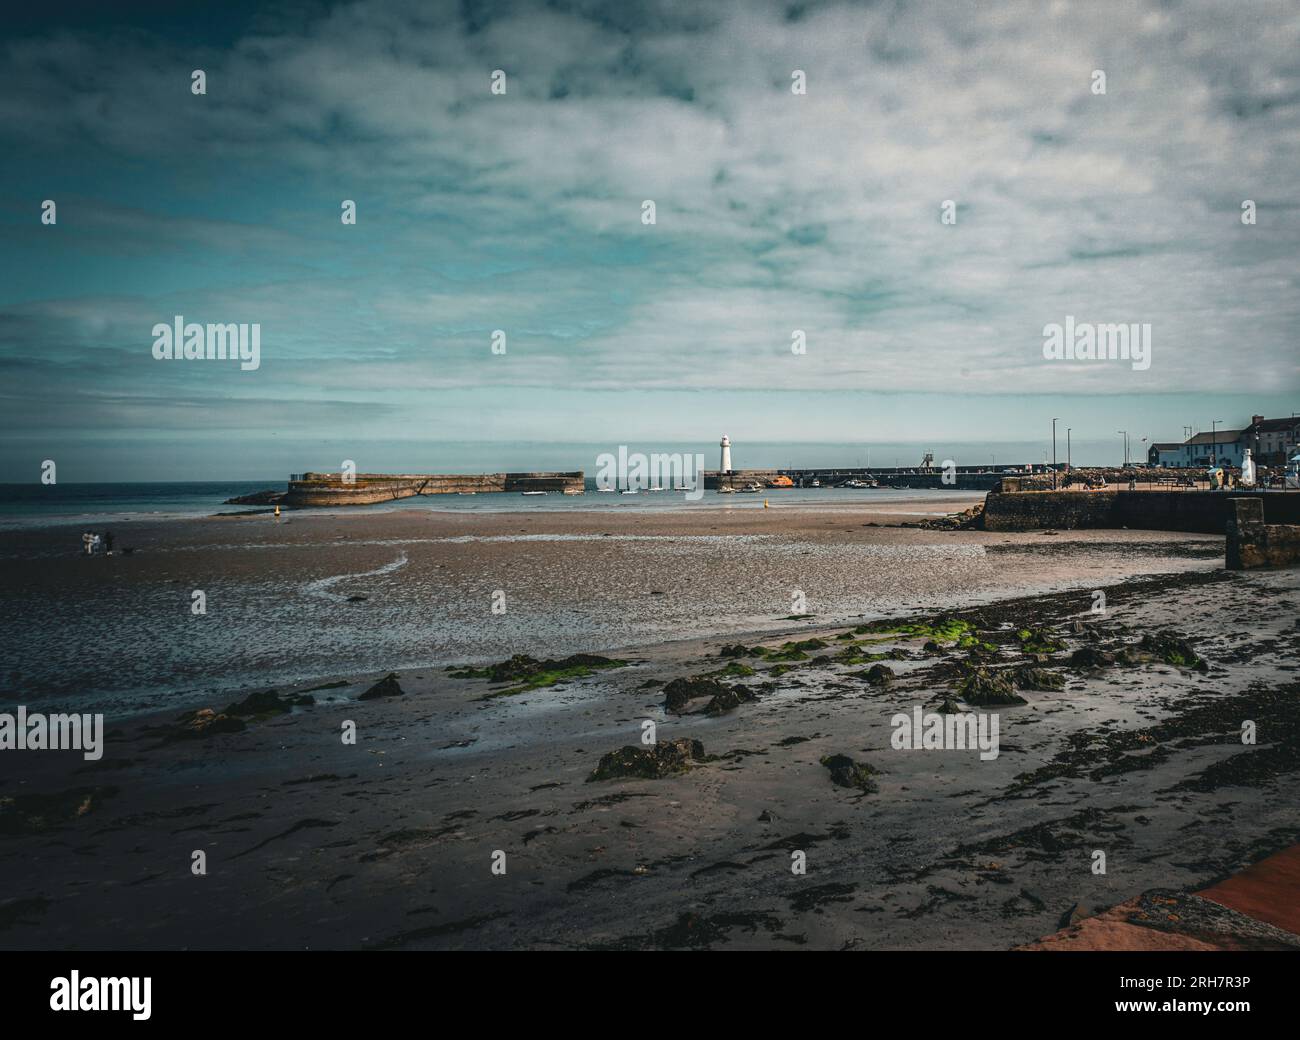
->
[2,498,1295,950]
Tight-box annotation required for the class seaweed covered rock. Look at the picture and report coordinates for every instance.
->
[819,754,877,792]
[719,644,759,658]
[931,696,964,714]
[456,653,624,684]
[359,672,406,700]
[587,738,707,782]
[1138,631,1208,671]
[702,685,759,717]
[1017,628,1066,654]
[1070,646,1115,670]
[957,667,1027,705]
[221,688,312,717]
[1013,666,1066,691]
[863,663,895,686]
[452,653,627,697]
[663,676,731,714]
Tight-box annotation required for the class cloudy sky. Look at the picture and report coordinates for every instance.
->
[2,0,1298,480]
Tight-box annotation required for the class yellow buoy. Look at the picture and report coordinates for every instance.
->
[764,498,769,509]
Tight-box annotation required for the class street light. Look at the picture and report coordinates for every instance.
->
[1066,428,1072,469]
[1052,418,1059,489]
[1211,419,1223,466]
[1118,430,1128,467]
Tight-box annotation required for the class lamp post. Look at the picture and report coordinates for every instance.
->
[1052,418,1059,489]
[1211,419,1223,466]
[1066,428,1072,469]
[1118,430,1128,467]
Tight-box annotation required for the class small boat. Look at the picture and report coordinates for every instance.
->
[563,488,584,495]
[717,486,735,494]
[674,484,688,491]
[648,486,664,492]
[597,487,616,493]
[620,489,638,495]
[521,490,547,496]
[737,482,762,493]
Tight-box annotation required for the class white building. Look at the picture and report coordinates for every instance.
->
[720,435,732,473]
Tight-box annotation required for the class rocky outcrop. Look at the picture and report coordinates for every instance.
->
[588,739,707,781]
[663,676,758,715]
[956,666,1027,705]
[819,754,877,792]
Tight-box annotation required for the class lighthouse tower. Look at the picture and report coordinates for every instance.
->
[720,435,732,473]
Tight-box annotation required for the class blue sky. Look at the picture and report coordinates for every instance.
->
[1,0,1297,480]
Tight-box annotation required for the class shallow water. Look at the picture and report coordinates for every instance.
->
[0,509,1215,719]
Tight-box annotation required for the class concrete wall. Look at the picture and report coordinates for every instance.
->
[285,472,583,506]
[1227,499,1300,569]
[983,490,1300,534]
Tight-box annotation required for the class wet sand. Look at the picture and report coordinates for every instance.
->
[0,495,1220,715]
[1,502,1297,950]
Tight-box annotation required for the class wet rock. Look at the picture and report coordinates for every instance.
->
[1012,666,1066,691]
[863,663,895,685]
[221,688,305,717]
[923,640,943,653]
[663,676,730,714]
[359,673,405,701]
[588,739,707,782]
[819,754,877,792]
[1115,647,1148,668]
[957,667,1027,706]
[1070,646,1115,670]
[932,696,964,714]
[719,644,759,658]
[1017,628,1065,653]
[452,653,628,691]
[702,685,759,716]
[1138,631,1208,671]
[758,809,779,823]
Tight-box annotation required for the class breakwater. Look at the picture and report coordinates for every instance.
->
[982,489,1300,534]
[281,471,584,507]
[704,468,1007,491]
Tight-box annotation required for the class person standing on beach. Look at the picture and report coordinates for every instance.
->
[90,533,101,555]
[103,531,114,555]
[82,531,93,555]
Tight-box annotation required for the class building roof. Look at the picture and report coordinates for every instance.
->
[1186,430,1244,445]
[1250,417,1300,433]
[1150,443,1183,451]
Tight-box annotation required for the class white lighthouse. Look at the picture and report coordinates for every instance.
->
[720,435,732,473]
